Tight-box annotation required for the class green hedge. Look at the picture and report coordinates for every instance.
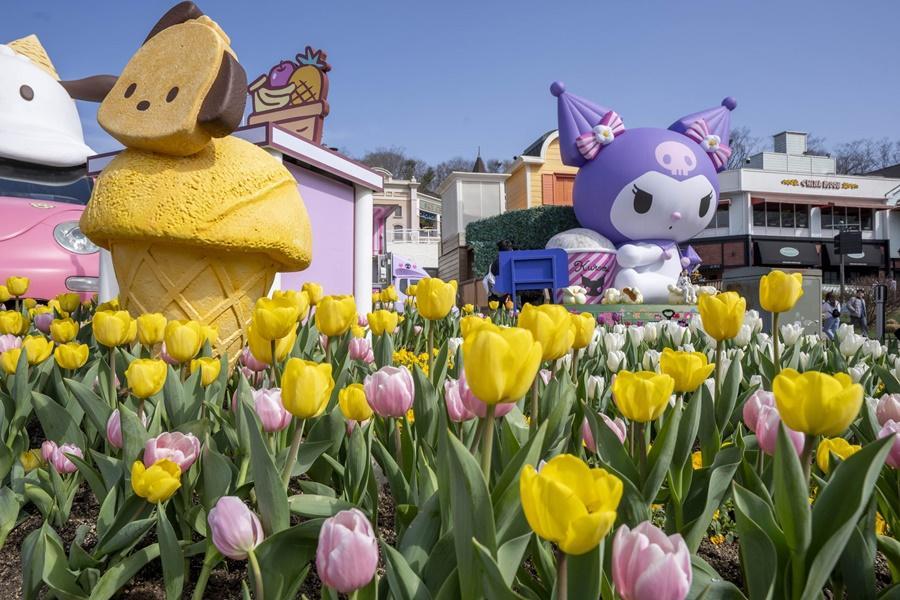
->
[465,206,578,277]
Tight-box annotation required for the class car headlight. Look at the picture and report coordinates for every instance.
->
[53,221,99,254]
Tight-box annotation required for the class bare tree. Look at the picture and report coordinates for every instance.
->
[359,147,430,181]
[833,138,900,174]
[805,135,829,156]
[727,126,761,169]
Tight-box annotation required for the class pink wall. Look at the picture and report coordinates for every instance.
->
[281,163,355,295]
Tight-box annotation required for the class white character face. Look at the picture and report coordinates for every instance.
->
[0,45,93,167]
[609,171,716,242]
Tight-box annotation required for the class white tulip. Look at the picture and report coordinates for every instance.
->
[627,326,644,347]
[839,334,864,358]
[836,323,854,343]
[604,332,625,353]
[779,323,803,346]
[665,322,687,346]
[861,339,884,360]
[587,375,605,400]
[606,350,627,373]
[744,309,763,333]
[688,314,704,334]
[642,322,659,345]
[734,324,752,348]
[799,351,810,371]
[447,337,463,356]
[612,324,626,334]
[642,349,660,372]
[680,343,696,353]
[749,374,763,388]
[849,365,869,383]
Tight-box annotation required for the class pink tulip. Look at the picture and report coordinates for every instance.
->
[240,346,268,371]
[33,312,53,334]
[316,508,379,593]
[742,389,775,433]
[878,420,900,469]
[41,441,82,474]
[0,334,21,353]
[159,342,180,366]
[143,431,201,470]
[349,337,372,362]
[458,369,514,418]
[319,334,328,350]
[613,521,692,600]
[364,366,414,418]
[539,369,553,386]
[582,413,627,453]
[357,315,368,327]
[755,405,804,456]
[106,409,148,449]
[877,394,900,426]
[252,388,292,432]
[208,496,264,560]
[444,378,476,422]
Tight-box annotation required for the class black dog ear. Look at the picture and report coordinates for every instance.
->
[60,75,118,103]
[198,52,247,138]
[144,1,204,44]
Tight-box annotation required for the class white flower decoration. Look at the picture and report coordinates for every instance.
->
[701,134,722,152]
[592,124,616,145]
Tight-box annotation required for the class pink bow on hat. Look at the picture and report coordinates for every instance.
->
[575,110,625,160]
[683,118,732,170]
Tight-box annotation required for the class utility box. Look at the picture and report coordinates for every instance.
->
[494,249,569,301]
[722,267,822,334]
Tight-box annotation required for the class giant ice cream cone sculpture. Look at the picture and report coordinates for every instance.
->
[79,2,311,360]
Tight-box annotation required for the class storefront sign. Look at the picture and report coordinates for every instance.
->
[780,178,859,190]
[779,247,799,258]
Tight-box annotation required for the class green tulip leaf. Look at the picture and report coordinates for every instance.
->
[288,494,355,518]
[472,538,527,600]
[772,424,810,557]
[156,507,184,600]
[240,400,289,535]
[253,520,320,600]
[31,391,85,448]
[382,540,434,600]
[400,492,442,572]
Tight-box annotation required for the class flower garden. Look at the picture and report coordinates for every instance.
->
[0,272,898,600]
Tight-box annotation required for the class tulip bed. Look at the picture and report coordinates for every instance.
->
[0,273,899,600]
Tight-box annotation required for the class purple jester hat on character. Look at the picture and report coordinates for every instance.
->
[547,81,735,303]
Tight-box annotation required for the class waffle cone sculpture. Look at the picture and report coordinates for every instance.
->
[78,2,311,361]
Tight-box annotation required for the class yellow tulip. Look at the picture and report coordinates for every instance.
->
[338,383,373,422]
[659,348,716,393]
[367,310,399,336]
[315,295,357,337]
[46,299,69,319]
[698,292,746,341]
[247,323,296,365]
[816,437,861,474]
[488,300,499,311]
[302,282,324,306]
[612,370,675,422]
[163,320,203,363]
[773,369,863,436]
[460,315,493,338]
[520,454,622,555]
[273,289,310,321]
[0,286,9,302]
[201,325,218,347]
[54,343,89,370]
[253,296,300,341]
[407,283,418,297]
[281,358,334,418]
[0,310,28,335]
[380,285,399,304]
[415,278,457,320]
[1,348,22,374]
[23,298,36,310]
[462,326,542,404]
[760,270,804,313]
[49,318,78,344]
[190,357,221,386]
[30,305,52,320]
[22,335,53,365]
[92,310,133,348]
[518,303,575,361]
[6,276,29,297]
[19,449,43,473]
[125,358,168,398]
[350,325,365,339]
[136,313,167,347]
[55,293,81,314]
[462,303,474,315]
[371,291,382,305]
[571,312,596,350]
[131,459,181,503]
[97,298,120,312]
[124,319,138,345]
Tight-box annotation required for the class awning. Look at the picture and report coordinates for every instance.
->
[755,240,820,267]
[823,243,885,267]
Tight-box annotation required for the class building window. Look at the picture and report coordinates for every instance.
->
[395,205,403,218]
[753,202,811,229]
[753,202,765,227]
[820,207,874,231]
[861,208,873,230]
[705,203,730,229]
[796,205,809,228]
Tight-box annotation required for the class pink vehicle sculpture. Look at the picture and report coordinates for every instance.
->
[0,36,99,300]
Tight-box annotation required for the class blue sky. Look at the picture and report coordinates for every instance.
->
[3,0,898,164]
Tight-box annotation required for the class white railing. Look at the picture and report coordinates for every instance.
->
[389,228,440,243]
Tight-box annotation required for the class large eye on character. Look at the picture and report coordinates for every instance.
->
[19,85,34,101]
[166,87,179,103]
[124,83,137,98]
[632,185,653,214]
[698,192,712,217]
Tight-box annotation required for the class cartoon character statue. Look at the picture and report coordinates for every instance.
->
[69,2,313,361]
[0,35,94,167]
[550,81,736,303]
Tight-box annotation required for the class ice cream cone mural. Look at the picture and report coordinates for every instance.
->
[247,46,330,144]
[75,1,312,361]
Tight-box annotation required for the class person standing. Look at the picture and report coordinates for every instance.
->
[822,292,841,340]
[847,288,868,336]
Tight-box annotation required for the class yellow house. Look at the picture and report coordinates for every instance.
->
[505,130,579,210]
